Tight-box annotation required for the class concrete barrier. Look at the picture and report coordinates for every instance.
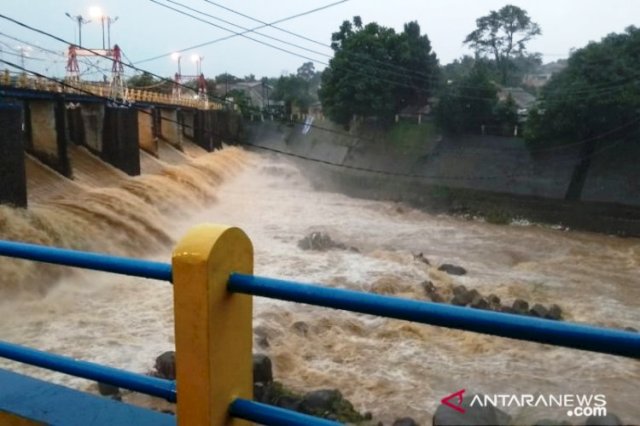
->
[0,103,27,207]
[159,108,183,149]
[137,107,157,156]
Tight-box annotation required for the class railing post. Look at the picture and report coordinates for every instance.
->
[172,224,254,426]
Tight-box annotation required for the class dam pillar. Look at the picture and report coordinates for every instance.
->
[193,109,213,151]
[0,104,27,207]
[159,108,183,149]
[209,110,223,150]
[137,107,157,156]
[181,109,195,141]
[25,99,71,177]
[102,106,140,176]
[79,104,105,153]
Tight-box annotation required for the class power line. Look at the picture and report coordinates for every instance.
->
[134,0,349,64]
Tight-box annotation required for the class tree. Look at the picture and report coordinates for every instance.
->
[464,5,541,84]
[272,74,313,115]
[525,26,640,199]
[319,17,439,127]
[127,72,156,88]
[525,26,640,148]
[436,64,498,133]
[296,62,316,81]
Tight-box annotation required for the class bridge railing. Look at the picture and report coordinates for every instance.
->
[0,224,638,425]
[0,69,223,110]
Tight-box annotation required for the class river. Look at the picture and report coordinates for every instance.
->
[0,147,638,424]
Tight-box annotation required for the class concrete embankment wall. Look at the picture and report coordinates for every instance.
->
[246,120,640,235]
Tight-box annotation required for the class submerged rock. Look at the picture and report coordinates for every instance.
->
[438,264,467,276]
[393,417,420,426]
[529,303,548,318]
[298,232,357,252]
[512,299,530,315]
[546,304,563,320]
[585,412,623,425]
[253,354,273,384]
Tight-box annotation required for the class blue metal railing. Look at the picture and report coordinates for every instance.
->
[0,240,173,282]
[228,273,640,359]
[0,340,176,402]
[0,239,639,426]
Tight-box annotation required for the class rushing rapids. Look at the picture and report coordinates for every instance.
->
[0,149,638,424]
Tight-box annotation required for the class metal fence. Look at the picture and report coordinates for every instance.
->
[0,223,638,425]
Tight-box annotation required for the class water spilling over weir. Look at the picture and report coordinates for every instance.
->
[0,149,638,424]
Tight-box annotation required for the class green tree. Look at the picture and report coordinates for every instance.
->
[436,64,497,133]
[525,26,640,148]
[464,5,541,84]
[296,62,316,81]
[127,72,156,88]
[272,74,313,115]
[525,26,640,199]
[319,17,439,127]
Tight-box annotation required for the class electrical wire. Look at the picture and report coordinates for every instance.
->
[134,0,349,64]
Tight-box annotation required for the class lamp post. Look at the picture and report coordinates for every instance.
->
[88,6,105,49]
[65,13,91,46]
[105,16,119,50]
[191,54,203,75]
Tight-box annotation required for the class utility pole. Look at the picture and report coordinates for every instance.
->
[65,13,91,46]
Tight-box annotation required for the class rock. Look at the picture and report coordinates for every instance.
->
[300,389,342,414]
[487,294,501,308]
[421,280,436,295]
[499,305,515,314]
[257,335,270,348]
[97,382,120,397]
[451,286,478,306]
[585,412,623,425]
[297,232,356,252]
[453,285,468,297]
[154,351,176,380]
[433,393,510,426]
[624,326,638,332]
[393,417,420,426]
[413,252,431,265]
[529,304,548,318]
[253,354,273,384]
[430,293,446,303]
[292,321,309,337]
[438,264,467,276]
[470,295,490,310]
[546,304,563,320]
[512,299,530,315]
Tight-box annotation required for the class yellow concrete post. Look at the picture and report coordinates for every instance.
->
[172,224,253,426]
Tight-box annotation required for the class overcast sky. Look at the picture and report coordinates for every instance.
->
[1,0,638,81]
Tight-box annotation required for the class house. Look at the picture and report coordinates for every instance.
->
[522,59,568,89]
[498,87,537,119]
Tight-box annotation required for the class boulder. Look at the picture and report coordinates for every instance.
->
[433,393,510,426]
[451,287,479,306]
[297,232,356,252]
[487,294,501,308]
[512,299,530,315]
[97,382,120,398]
[253,354,273,384]
[393,417,420,426]
[585,412,623,425]
[154,351,176,380]
[453,285,468,297]
[300,389,342,414]
[438,264,467,276]
[421,280,436,295]
[529,304,548,318]
[546,304,563,320]
[624,326,638,332]
[470,295,490,310]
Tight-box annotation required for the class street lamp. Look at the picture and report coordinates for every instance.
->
[88,6,104,48]
[105,16,119,50]
[171,52,182,76]
[191,54,203,75]
[65,12,91,46]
